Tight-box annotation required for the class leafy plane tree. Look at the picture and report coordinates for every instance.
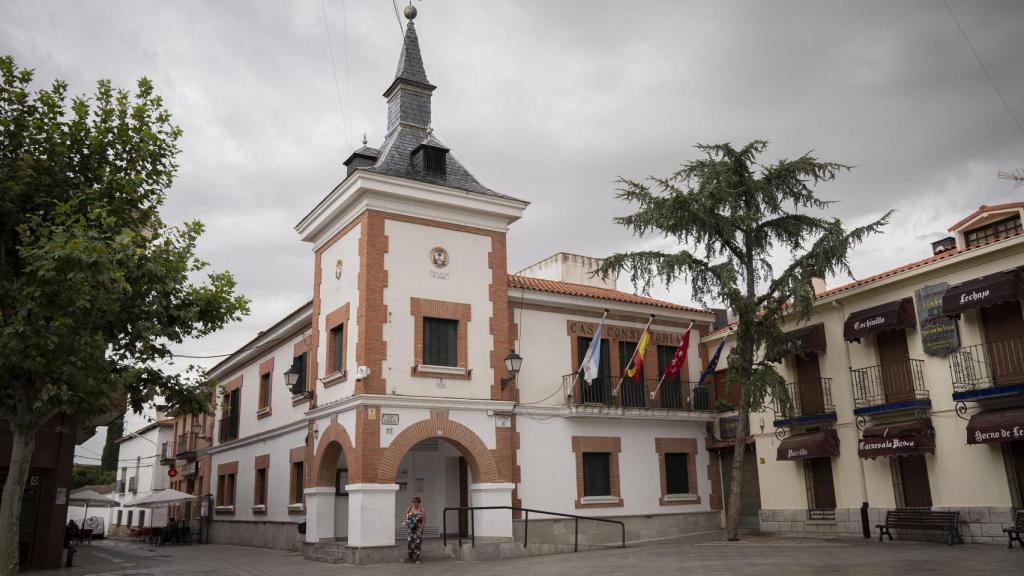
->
[0,56,249,573]
[596,141,890,541]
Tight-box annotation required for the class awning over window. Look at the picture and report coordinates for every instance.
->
[941,268,1024,317]
[966,408,1024,444]
[843,298,916,342]
[766,323,827,362]
[776,430,840,461]
[857,419,934,459]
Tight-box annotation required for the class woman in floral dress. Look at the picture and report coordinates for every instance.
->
[405,497,426,563]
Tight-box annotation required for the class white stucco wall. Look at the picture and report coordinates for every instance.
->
[517,417,710,517]
[113,424,174,528]
[209,427,308,523]
[316,222,361,405]
[382,220,495,399]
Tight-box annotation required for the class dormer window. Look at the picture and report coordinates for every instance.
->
[423,147,446,179]
[965,215,1022,248]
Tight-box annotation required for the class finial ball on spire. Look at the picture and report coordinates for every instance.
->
[404,4,417,20]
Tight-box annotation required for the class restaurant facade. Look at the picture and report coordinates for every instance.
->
[704,202,1024,543]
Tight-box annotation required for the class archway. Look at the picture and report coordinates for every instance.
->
[307,419,357,542]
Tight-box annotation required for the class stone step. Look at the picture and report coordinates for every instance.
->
[303,553,347,565]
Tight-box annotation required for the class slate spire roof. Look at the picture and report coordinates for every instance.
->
[341,7,524,203]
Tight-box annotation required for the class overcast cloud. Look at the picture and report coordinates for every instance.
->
[3,0,1023,373]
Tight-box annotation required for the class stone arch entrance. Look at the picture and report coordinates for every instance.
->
[304,419,356,544]
[377,413,500,484]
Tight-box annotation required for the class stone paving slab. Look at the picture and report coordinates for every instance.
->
[39,533,1024,576]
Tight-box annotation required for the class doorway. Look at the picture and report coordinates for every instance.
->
[393,439,470,539]
[876,330,913,403]
[795,352,824,416]
[721,446,762,530]
[892,454,932,508]
[980,300,1024,386]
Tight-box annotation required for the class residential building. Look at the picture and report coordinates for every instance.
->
[109,417,175,535]
[704,202,1024,543]
[198,8,725,559]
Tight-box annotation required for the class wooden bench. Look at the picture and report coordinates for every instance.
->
[1006,509,1024,549]
[876,509,962,545]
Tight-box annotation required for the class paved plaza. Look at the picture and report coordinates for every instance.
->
[40,532,1022,576]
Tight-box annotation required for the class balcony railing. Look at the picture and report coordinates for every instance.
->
[772,378,836,425]
[562,373,710,411]
[159,441,175,464]
[949,337,1024,398]
[218,414,239,443]
[850,359,929,413]
[175,433,192,456]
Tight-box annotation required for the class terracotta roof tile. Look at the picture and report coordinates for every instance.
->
[508,274,708,314]
[947,202,1024,233]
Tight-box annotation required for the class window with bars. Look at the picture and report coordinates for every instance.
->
[423,317,458,367]
[803,457,836,519]
[664,453,690,495]
[582,452,611,497]
[965,215,1023,248]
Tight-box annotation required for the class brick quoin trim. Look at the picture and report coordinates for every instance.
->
[352,405,381,484]
[309,215,365,408]
[312,417,358,488]
[571,436,623,509]
[324,302,351,385]
[654,437,700,506]
[410,297,472,379]
[356,211,389,396]
[376,409,501,484]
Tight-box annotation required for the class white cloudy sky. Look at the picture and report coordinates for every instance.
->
[4,0,1023,376]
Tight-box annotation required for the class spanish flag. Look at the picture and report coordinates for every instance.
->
[625,319,653,383]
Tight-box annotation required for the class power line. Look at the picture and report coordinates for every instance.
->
[170,335,289,360]
[390,0,405,35]
[321,0,352,149]
[943,0,1024,139]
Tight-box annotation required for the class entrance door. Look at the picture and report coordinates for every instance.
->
[877,330,913,403]
[894,454,932,508]
[980,300,1024,386]
[1005,440,1024,509]
[618,341,646,408]
[804,457,836,513]
[795,352,824,416]
[721,447,762,530]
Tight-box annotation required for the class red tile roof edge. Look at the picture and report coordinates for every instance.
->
[507,274,709,315]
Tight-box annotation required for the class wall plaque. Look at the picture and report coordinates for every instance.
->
[914,283,959,356]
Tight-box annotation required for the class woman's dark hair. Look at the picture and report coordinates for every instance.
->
[412,496,421,504]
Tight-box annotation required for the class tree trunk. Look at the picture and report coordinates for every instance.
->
[724,402,751,541]
[0,426,38,576]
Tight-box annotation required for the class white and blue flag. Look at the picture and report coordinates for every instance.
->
[581,312,607,384]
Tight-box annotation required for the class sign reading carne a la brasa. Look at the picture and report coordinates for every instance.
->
[914,283,959,357]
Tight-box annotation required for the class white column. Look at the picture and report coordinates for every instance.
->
[346,483,399,547]
[304,487,336,543]
[469,483,514,539]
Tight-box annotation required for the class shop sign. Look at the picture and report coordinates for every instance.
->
[914,283,959,357]
[971,425,1024,444]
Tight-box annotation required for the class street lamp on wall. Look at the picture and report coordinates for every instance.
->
[191,420,212,442]
[284,364,312,399]
[500,350,523,391]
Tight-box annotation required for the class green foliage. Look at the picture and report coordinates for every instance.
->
[597,140,890,413]
[0,54,250,430]
[71,465,116,489]
[101,414,124,471]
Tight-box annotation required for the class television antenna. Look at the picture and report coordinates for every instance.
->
[998,169,1024,189]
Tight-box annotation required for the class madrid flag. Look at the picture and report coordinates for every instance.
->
[662,327,693,380]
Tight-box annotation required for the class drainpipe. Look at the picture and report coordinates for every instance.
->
[833,299,871,538]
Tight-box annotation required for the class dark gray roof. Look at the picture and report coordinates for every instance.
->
[391,21,432,89]
[361,126,522,202]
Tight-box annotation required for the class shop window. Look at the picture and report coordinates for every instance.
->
[803,457,836,519]
[891,454,932,508]
[138,510,145,527]
[423,317,458,367]
[582,452,611,497]
[965,215,1023,248]
[664,453,690,495]
[127,510,133,527]
[330,324,344,373]
[116,510,122,526]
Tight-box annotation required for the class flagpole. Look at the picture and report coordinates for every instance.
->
[613,314,654,397]
[575,309,609,393]
[650,321,693,400]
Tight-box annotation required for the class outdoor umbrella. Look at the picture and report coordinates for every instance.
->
[69,488,119,521]
[125,488,196,544]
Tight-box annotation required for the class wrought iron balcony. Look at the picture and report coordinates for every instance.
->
[772,378,836,427]
[159,441,176,465]
[218,414,239,443]
[562,373,711,412]
[949,337,1024,401]
[850,359,930,416]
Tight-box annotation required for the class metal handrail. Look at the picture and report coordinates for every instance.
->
[561,372,709,411]
[442,505,626,552]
